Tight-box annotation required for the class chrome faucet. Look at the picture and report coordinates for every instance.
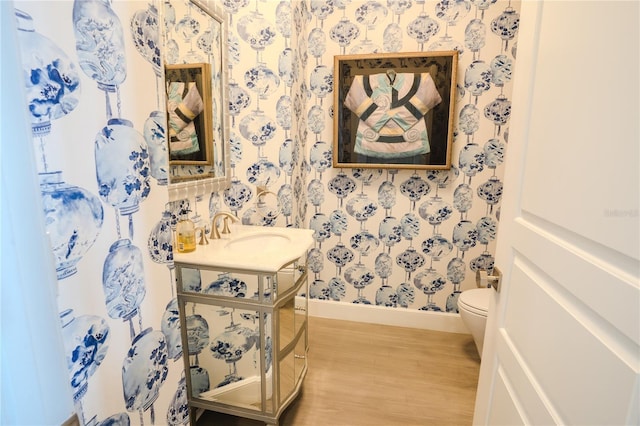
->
[210,211,239,239]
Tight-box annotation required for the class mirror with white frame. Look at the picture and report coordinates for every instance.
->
[161,0,230,196]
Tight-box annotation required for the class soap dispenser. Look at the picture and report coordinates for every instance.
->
[176,211,196,253]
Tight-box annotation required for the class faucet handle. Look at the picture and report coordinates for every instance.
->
[210,212,239,239]
[221,217,231,236]
[196,226,209,245]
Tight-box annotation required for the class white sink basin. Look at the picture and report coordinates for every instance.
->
[224,232,291,252]
[173,225,314,273]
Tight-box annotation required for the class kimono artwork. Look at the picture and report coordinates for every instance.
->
[344,71,442,160]
[167,81,204,155]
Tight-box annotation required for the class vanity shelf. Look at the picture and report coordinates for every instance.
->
[173,226,313,426]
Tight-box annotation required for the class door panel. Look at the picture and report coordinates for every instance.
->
[518,2,639,260]
[505,262,636,425]
[486,370,525,426]
[512,216,639,345]
[474,2,640,425]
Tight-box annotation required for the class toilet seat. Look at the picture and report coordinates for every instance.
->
[458,288,490,317]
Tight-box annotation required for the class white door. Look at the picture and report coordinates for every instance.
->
[473,2,640,425]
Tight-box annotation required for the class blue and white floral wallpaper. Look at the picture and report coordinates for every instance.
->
[14,0,519,423]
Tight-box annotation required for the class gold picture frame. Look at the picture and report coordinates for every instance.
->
[165,62,214,166]
[333,51,458,170]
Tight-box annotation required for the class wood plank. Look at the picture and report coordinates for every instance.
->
[197,316,480,425]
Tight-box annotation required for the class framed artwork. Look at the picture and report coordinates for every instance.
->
[165,62,214,166]
[333,51,458,170]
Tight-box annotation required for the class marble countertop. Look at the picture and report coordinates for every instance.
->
[173,225,314,273]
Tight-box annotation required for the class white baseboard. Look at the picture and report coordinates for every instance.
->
[303,298,469,334]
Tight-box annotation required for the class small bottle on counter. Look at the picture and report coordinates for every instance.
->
[176,211,196,253]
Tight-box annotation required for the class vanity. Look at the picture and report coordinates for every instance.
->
[173,225,314,425]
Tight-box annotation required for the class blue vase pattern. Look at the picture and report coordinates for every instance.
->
[400,175,430,207]
[400,213,421,240]
[377,181,396,210]
[143,111,168,186]
[435,0,471,25]
[483,138,506,168]
[491,6,519,48]
[278,48,294,87]
[73,0,127,91]
[186,314,209,355]
[210,323,257,363]
[95,118,151,216]
[130,4,162,76]
[245,63,280,99]
[224,179,252,212]
[414,268,446,311]
[374,252,393,278]
[330,17,359,49]
[16,9,81,137]
[491,54,512,87]
[178,267,203,292]
[276,95,292,130]
[376,284,398,307]
[378,216,402,247]
[459,103,480,135]
[465,60,492,97]
[452,220,479,252]
[308,178,325,206]
[307,248,324,274]
[310,212,331,243]
[189,365,210,396]
[355,1,388,28]
[419,196,454,226]
[239,111,277,146]
[246,157,281,186]
[279,139,294,175]
[40,171,104,280]
[407,13,440,45]
[383,23,402,52]
[422,235,454,260]
[447,257,466,284]
[160,299,182,361]
[310,141,332,173]
[465,18,486,52]
[308,28,326,58]
[458,143,485,177]
[307,105,326,134]
[396,248,425,275]
[396,282,415,308]
[453,183,474,212]
[328,172,356,206]
[122,328,169,412]
[309,65,333,99]
[147,210,173,266]
[97,413,130,426]
[204,273,248,298]
[476,216,498,244]
[329,209,349,235]
[102,238,146,322]
[60,309,110,402]
[477,177,503,206]
[237,11,277,51]
[166,375,189,425]
[276,1,292,37]
[484,95,511,127]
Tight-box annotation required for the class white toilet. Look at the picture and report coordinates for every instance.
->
[458,288,491,358]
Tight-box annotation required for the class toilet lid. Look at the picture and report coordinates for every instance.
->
[458,288,490,316]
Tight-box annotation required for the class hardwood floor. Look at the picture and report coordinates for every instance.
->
[197,316,481,425]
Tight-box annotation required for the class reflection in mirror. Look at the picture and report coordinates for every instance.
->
[161,0,230,194]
